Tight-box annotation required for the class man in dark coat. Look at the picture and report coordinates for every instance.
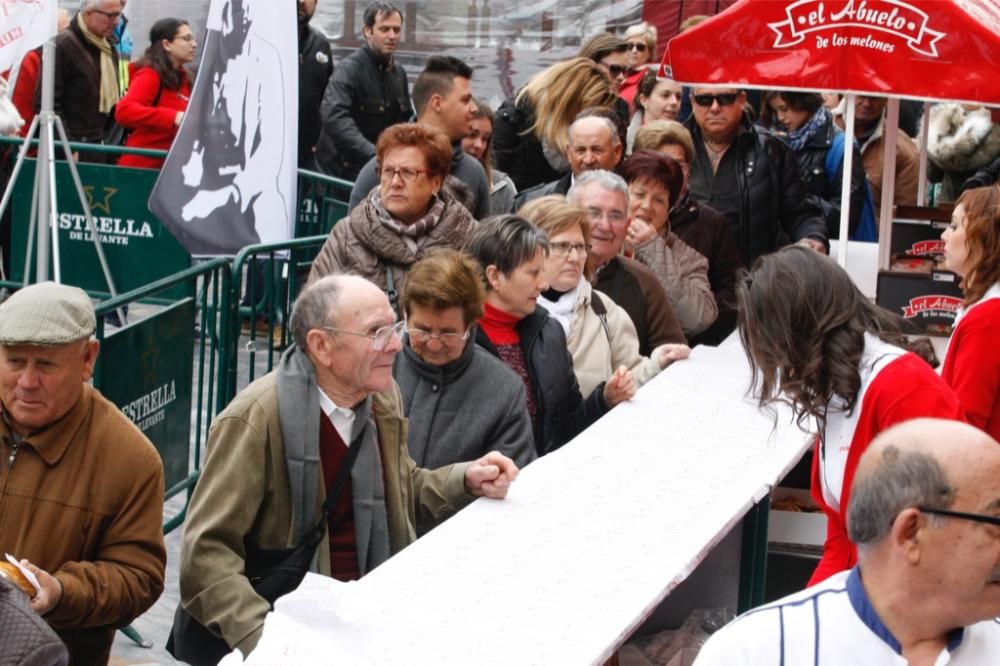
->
[298,0,334,169]
[315,1,411,180]
[684,87,827,267]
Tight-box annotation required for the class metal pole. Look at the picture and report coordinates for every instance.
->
[917,109,931,206]
[35,37,56,281]
[836,94,857,268]
[877,98,901,272]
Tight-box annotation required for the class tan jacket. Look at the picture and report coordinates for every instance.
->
[307,190,475,298]
[0,386,166,666]
[836,112,919,222]
[179,374,470,654]
[542,281,665,397]
[633,230,717,338]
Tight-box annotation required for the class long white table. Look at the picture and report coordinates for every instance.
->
[226,337,813,665]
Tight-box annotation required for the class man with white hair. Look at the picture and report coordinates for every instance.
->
[695,418,1000,665]
[0,282,166,665]
[515,112,624,208]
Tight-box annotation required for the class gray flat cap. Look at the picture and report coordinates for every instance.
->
[0,282,96,346]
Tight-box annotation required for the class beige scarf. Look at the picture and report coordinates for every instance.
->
[76,13,119,114]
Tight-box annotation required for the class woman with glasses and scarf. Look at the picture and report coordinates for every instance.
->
[738,245,963,586]
[758,91,869,240]
[524,196,689,397]
[115,18,196,168]
[309,123,476,314]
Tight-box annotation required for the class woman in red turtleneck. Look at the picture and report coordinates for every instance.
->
[467,215,635,457]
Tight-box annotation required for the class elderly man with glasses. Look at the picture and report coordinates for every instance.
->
[695,418,1000,665]
[683,86,828,268]
[39,0,125,163]
[176,275,518,661]
[393,251,535,480]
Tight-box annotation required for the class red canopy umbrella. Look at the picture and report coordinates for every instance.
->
[665,0,1000,266]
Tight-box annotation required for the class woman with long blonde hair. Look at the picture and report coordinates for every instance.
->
[492,58,615,191]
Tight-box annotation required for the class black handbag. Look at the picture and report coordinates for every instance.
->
[166,429,364,665]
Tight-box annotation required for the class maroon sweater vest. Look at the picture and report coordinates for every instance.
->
[319,413,361,581]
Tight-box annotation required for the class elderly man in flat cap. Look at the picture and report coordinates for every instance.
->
[0,282,166,666]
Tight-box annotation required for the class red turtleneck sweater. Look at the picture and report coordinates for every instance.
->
[480,302,538,424]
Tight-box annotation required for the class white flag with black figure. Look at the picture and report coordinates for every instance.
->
[148,0,297,256]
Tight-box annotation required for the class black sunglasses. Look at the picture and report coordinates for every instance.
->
[627,43,647,52]
[918,506,1000,528]
[602,62,627,78]
[693,93,739,107]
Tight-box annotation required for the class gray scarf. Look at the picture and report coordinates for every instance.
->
[371,186,445,239]
[276,345,391,575]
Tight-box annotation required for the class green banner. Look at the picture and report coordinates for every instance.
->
[98,298,195,489]
[10,160,191,295]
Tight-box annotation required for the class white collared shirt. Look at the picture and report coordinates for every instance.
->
[317,388,356,446]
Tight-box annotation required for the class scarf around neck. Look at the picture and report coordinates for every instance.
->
[785,106,831,152]
[371,186,445,239]
[77,13,119,115]
[276,345,391,575]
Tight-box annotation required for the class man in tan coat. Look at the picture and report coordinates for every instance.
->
[0,282,166,665]
[177,275,518,659]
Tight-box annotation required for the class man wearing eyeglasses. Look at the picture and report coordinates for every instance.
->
[393,251,535,480]
[684,86,828,267]
[37,0,125,163]
[695,418,1000,665]
[178,274,518,657]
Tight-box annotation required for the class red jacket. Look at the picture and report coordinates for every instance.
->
[115,66,190,169]
[11,49,40,137]
[808,351,964,586]
[941,296,1000,442]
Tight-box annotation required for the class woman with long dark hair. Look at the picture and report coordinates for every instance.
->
[941,185,1000,440]
[737,245,963,585]
[116,18,196,169]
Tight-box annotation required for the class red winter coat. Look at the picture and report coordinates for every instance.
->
[941,295,1000,442]
[115,66,190,169]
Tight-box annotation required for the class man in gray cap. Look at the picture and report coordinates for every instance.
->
[0,282,166,666]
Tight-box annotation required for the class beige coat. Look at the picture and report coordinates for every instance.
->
[540,280,665,397]
[179,375,470,654]
[307,189,475,298]
[633,230,717,338]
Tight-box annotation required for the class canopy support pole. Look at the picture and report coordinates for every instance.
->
[836,94,857,268]
[917,109,931,206]
[877,98,901,271]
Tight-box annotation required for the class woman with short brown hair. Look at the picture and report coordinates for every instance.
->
[309,123,475,313]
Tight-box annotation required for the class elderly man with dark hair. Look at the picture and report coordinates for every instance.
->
[176,275,518,660]
[315,1,411,180]
[0,282,166,665]
[695,418,1000,665]
[515,112,623,208]
[684,86,828,267]
[349,55,489,218]
[394,250,535,474]
[568,170,686,355]
[467,215,635,456]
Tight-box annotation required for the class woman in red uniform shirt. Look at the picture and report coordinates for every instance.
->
[737,245,964,585]
[941,185,1000,440]
[116,18,196,169]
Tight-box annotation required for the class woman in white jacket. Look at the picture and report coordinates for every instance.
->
[520,195,690,396]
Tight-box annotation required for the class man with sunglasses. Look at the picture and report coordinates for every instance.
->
[178,275,518,658]
[684,87,827,268]
[695,418,1000,665]
[393,251,535,480]
[38,0,125,163]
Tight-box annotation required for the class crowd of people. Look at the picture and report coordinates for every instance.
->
[1,1,1000,664]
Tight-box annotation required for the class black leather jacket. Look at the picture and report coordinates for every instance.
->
[315,44,411,180]
[686,115,828,267]
[476,307,609,456]
[298,24,333,168]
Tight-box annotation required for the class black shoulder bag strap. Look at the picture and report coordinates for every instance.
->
[300,426,367,551]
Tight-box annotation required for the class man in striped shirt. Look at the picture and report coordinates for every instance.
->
[696,418,1000,665]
